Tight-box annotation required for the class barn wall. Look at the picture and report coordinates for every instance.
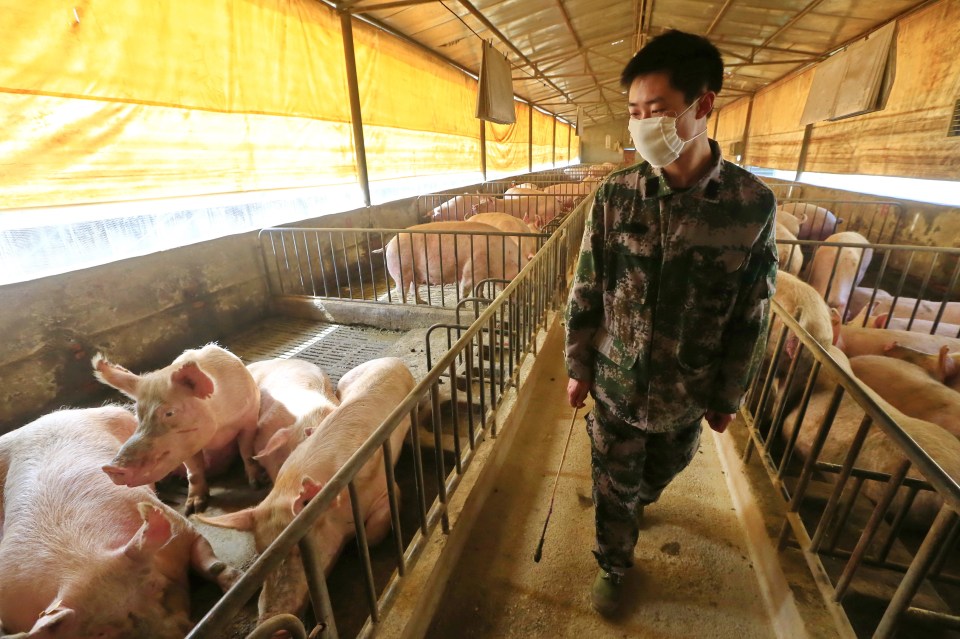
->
[743,69,814,171]
[713,97,751,160]
[731,0,960,180]
[580,117,630,164]
[802,1,960,180]
[0,197,422,434]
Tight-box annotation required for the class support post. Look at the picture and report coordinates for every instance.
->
[340,10,372,207]
[552,116,557,167]
[528,106,534,172]
[480,119,487,182]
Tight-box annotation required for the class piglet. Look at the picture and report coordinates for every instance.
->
[93,343,260,513]
[0,407,240,638]
[248,358,339,482]
[197,357,414,624]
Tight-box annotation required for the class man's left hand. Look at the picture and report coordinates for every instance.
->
[704,410,735,434]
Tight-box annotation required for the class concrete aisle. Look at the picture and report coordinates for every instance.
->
[426,339,777,639]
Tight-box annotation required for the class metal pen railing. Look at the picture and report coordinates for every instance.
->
[776,237,960,332]
[742,299,960,638]
[418,191,577,225]
[778,199,906,245]
[188,193,584,639]
[258,227,546,308]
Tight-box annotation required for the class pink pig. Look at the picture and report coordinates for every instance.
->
[92,343,261,513]
[0,406,240,638]
[247,358,340,482]
[198,357,415,624]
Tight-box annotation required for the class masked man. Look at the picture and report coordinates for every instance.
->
[564,30,778,615]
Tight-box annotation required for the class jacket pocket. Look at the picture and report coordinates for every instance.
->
[676,248,749,371]
[592,324,639,370]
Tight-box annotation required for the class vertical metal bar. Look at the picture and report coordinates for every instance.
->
[781,385,846,535]
[488,313,498,435]
[886,252,915,328]
[874,507,959,639]
[347,482,379,622]
[302,231,318,296]
[929,515,960,577]
[825,475,866,552]
[329,232,343,298]
[809,416,871,551]
[453,233,461,307]
[819,242,845,307]
[834,460,911,601]
[381,439,405,576]
[907,253,937,331]
[932,258,960,334]
[366,232,377,301]
[300,536,339,639]
[764,341,804,454]
[355,231,366,300]
[289,231,307,294]
[407,404,429,534]
[340,233,354,299]
[315,233,330,297]
[746,322,789,462]
[425,232,434,306]
[778,361,822,478]
[430,382,450,533]
[380,232,391,303]
[340,10,371,207]
[465,341,477,447]
[865,250,892,327]
[876,485,920,563]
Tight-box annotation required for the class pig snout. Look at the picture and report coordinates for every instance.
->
[102,463,133,486]
[102,446,173,487]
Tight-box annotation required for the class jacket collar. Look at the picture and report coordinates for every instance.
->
[638,139,724,202]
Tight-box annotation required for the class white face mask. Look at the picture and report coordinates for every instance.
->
[628,98,705,168]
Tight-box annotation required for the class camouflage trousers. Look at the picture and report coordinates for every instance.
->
[586,404,702,574]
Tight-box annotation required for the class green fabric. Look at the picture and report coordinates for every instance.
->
[565,140,778,432]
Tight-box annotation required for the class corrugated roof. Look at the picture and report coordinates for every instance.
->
[340,0,933,125]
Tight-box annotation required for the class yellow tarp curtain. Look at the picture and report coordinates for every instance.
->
[355,21,481,182]
[531,109,555,169]
[485,101,529,175]
[555,121,570,165]
[571,133,581,163]
[0,0,359,210]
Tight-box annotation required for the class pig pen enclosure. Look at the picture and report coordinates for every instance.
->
[170,172,593,639]
[741,227,960,638]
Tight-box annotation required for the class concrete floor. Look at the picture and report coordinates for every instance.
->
[427,341,778,639]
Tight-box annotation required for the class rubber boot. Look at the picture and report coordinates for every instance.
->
[590,569,623,616]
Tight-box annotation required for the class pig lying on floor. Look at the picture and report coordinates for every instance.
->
[0,406,240,639]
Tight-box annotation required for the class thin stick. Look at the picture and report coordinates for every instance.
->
[534,405,580,562]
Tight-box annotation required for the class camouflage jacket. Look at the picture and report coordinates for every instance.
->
[565,141,778,432]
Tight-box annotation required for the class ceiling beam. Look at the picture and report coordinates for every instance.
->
[705,0,735,36]
[552,0,616,119]
[346,0,440,11]
[725,57,818,68]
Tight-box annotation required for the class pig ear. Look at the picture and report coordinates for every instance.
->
[873,312,889,329]
[122,503,173,562]
[939,346,957,382]
[829,309,842,346]
[292,476,323,515]
[304,426,316,438]
[171,362,215,399]
[194,508,256,532]
[92,353,141,399]
[253,428,293,461]
[29,604,75,636]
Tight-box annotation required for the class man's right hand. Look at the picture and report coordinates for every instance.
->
[567,378,590,408]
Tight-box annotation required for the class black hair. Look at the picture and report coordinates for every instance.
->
[620,30,724,102]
